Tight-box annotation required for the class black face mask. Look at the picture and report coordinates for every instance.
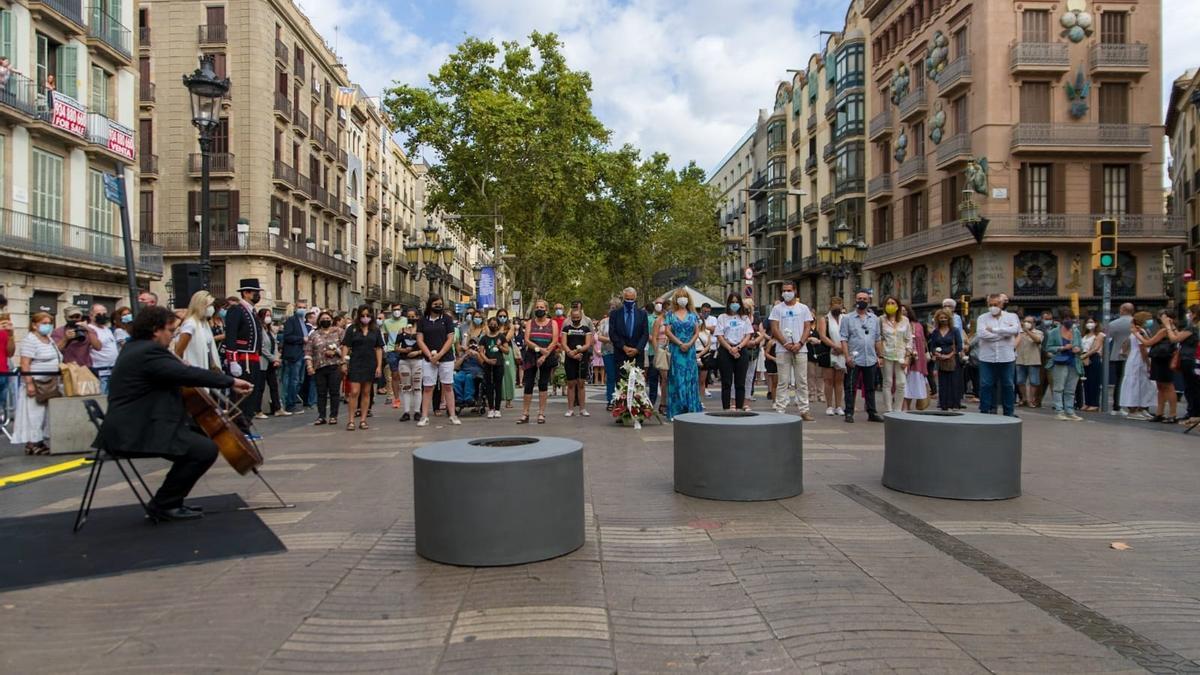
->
[535,309,547,318]
[431,305,443,314]
[319,319,332,328]
[249,292,261,304]
[94,314,109,326]
[830,308,842,317]
[856,300,869,310]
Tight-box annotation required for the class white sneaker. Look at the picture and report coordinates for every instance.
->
[416,418,429,427]
[825,407,836,416]
[493,410,501,419]
[580,409,590,417]
[835,407,844,415]
[565,410,574,417]
[449,415,462,425]
[1055,413,1069,421]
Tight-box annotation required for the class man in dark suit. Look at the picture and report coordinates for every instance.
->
[96,306,253,521]
[222,278,264,436]
[280,299,309,413]
[608,287,649,383]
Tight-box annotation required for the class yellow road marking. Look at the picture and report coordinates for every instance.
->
[0,458,92,488]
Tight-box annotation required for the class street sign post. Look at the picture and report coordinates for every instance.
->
[1100,270,1113,413]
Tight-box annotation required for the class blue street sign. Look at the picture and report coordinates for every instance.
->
[103,173,124,205]
[478,266,496,309]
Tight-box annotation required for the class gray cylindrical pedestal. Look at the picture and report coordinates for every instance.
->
[413,436,584,566]
[883,411,1022,500]
[673,411,803,501]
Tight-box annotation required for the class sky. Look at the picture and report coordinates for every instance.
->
[299,0,1198,176]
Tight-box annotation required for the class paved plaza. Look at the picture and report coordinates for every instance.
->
[2,389,1200,674]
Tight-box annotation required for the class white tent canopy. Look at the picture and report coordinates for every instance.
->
[654,285,724,309]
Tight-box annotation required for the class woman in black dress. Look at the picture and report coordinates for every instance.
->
[340,304,383,430]
[927,309,962,411]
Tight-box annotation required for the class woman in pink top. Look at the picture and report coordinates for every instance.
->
[902,305,929,410]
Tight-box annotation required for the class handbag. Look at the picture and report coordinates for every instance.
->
[1170,347,1182,372]
[33,377,62,404]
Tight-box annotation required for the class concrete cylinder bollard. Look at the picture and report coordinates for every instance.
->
[673,411,803,501]
[882,411,1022,500]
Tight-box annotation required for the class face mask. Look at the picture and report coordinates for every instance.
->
[1062,319,1074,329]
[296,308,307,318]
[431,305,443,314]
[360,316,372,325]
[1144,320,1154,330]
[488,323,499,332]
[729,303,740,313]
[205,305,216,318]
[499,316,509,323]
[121,314,133,324]
[37,323,52,336]
[94,314,109,326]
[1023,322,1033,330]
[319,319,332,328]
[623,300,636,310]
[856,300,869,310]
[989,306,1001,316]
[676,297,689,307]
[831,308,842,317]
[250,292,261,304]
[393,310,403,319]
[473,317,483,326]
[218,309,227,319]
[264,316,273,325]
[555,308,564,317]
[938,319,949,326]
[1086,322,1096,330]
[782,291,795,302]
[535,309,547,318]
[885,304,897,316]
[654,303,663,313]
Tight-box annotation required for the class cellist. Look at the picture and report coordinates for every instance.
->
[94,306,253,521]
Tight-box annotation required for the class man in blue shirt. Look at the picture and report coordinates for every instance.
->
[839,289,885,423]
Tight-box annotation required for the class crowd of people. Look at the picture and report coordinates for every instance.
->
[7,280,1200,457]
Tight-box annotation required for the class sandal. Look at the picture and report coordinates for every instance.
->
[516,414,530,424]
[537,414,546,424]
[346,422,356,431]
[313,418,327,426]
[329,417,338,425]
[359,421,369,430]
[29,442,50,456]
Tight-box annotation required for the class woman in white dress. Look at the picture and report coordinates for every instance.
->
[818,298,847,415]
[173,290,220,370]
[1119,312,1157,419]
[12,311,61,455]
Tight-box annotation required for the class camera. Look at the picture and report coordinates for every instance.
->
[66,319,86,341]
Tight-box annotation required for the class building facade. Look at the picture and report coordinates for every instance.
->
[138,0,354,311]
[714,0,1177,319]
[1167,67,1200,296]
[0,0,157,327]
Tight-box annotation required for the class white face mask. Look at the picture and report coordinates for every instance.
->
[782,291,795,302]
[204,305,215,318]
[263,316,273,325]
[989,306,1001,316]
[1023,322,1033,330]
[1086,322,1096,330]
[393,310,403,318]
[654,303,663,313]
[676,297,689,307]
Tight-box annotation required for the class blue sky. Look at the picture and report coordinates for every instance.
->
[300,0,1196,174]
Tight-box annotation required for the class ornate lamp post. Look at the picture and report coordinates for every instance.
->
[182,55,230,291]
[959,188,989,245]
[405,221,457,297]
[818,221,869,300]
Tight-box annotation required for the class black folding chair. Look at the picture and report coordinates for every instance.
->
[74,399,155,533]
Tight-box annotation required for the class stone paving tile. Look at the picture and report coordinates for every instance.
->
[449,605,610,642]
[459,560,606,610]
[437,637,615,674]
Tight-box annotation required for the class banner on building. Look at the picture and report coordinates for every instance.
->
[105,119,135,161]
[478,266,496,309]
[48,91,87,138]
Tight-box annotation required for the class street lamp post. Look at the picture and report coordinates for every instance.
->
[817,219,869,300]
[182,55,230,291]
[404,221,456,299]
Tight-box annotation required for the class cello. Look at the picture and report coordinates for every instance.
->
[181,386,289,508]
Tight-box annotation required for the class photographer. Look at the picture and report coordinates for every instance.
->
[88,303,119,394]
[51,306,101,368]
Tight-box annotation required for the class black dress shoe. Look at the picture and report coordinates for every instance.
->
[868,413,886,422]
[844,415,854,423]
[400,412,411,422]
[146,504,204,522]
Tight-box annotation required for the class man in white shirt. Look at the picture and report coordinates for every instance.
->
[974,293,1021,416]
[769,281,815,420]
[89,303,119,394]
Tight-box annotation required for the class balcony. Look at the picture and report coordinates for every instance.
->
[864,213,1186,269]
[86,4,132,61]
[1089,43,1150,77]
[1010,42,1070,74]
[869,109,893,141]
[274,39,287,64]
[273,92,290,121]
[139,81,155,104]
[310,125,326,151]
[936,56,971,98]
[820,194,834,214]
[28,0,83,34]
[140,153,158,178]
[807,112,816,133]
[187,152,235,175]
[381,207,393,225]
[272,160,297,190]
[786,211,801,230]
[366,197,380,215]
[867,173,893,202]
[381,247,393,265]
[366,160,378,176]
[935,133,972,169]
[896,157,927,187]
[366,238,380,257]
[294,108,309,136]
[823,143,834,162]
[312,184,328,210]
[897,87,928,123]
[749,214,768,237]
[294,59,305,83]
[197,23,226,45]
[1010,124,1151,153]
[295,174,314,200]
[805,155,817,175]
[0,206,163,277]
[836,177,865,198]
[803,204,818,223]
[791,128,802,147]
[338,148,348,167]
[85,113,134,164]
[0,72,39,119]
[824,97,837,120]
[789,166,803,187]
[139,26,150,48]
[154,231,351,278]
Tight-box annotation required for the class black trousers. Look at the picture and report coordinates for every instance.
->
[844,363,879,417]
[482,362,504,409]
[717,348,749,409]
[524,355,558,395]
[314,364,342,419]
[120,428,218,510]
[937,368,958,410]
[1111,359,1126,408]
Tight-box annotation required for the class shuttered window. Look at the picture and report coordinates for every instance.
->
[1103,165,1129,215]
[1022,10,1049,41]
[1025,164,1050,215]
[90,65,110,115]
[139,190,153,241]
[87,169,115,257]
[32,148,64,245]
[0,10,14,62]
[1020,82,1051,123]
[56,44,77,99]
[1101,11,1127,44]
[953,96,968,135]
[1099,83,1129,124]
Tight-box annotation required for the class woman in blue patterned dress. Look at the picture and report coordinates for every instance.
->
[664,289,702,420]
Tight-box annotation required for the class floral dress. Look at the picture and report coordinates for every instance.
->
[666,312,702,419]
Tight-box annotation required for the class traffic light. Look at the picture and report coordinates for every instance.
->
[1091,219,1117,271]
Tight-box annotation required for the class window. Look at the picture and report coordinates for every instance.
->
[874,205,892,244]
[0,10,14,61]
[1100,11,1127,44]
[953,27,968,59]
[271,196,286,229]
[1099,83,1129,124]
[90,65,110,115]
[87,169,115,257]
[211,118,230,154]
[952,95,968,135]
[138,119,152,154]
[1103,165,1129,215]
[1022,10,1050,41]
[912,60,925,89]
[912,122,925,156]
[210,191,232,233]
[835,93,864,139]
[1025,164,1050,215]
[1020,82,1051,123]
[835,43,864,92]
[204,52,227,79]
[206,5,225,27]
[904,191,926,235]
[836,142,864,194]
[139,190,153,241]
[942,174,960,223]
[31,148,64,243]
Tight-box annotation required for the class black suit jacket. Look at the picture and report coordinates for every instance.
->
[95,339,234,457]
[222,300,261,361]
[608,306,649,355]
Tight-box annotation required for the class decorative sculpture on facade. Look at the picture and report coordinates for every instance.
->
[1066,67,1091,119]
[894,128,908,163]
[890,64,910,106]
[1060,0,1094,43]
[925,31,949,82]
[929,103,946,145]
[965,157,989,195]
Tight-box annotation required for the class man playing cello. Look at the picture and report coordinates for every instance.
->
[95,306,253,521]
